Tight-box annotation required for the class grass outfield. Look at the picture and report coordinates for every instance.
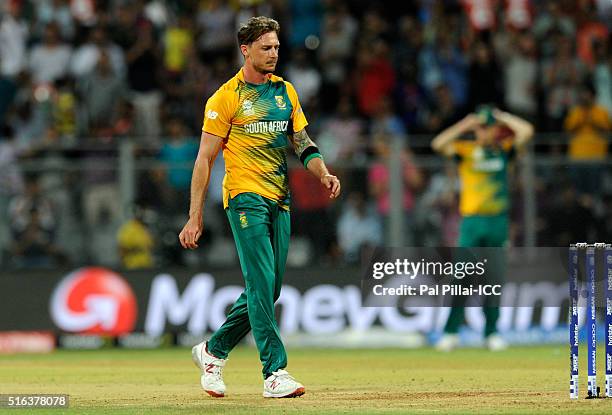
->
[1,346,611,414]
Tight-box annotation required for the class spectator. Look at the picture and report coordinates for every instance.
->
[0,73,18,124]
[370,96,406,138]
[80,128,121,231]
[77,51,125,132]
[125,20,162,142]
[288,166,336,262]
[337,191,382,263]
[317,96,365,164]
[418,30,468,109]
[467,40,503,110]
[156,117,198,214]
[532,0,575,58]
[117,206,155,270]
[593,40,612,114]
[108,100,135,139]
[541,35,586,131]
[575,6,608,68]
[538,182,598,246]
[0,0,28,79]
[196,0,236,63]
[33,0,75,42]
[163,13,193,76]
[7,92,50,155]
[462,0,496,33]
[108,3,143,50]
[162,47,211,133]
[359,6,391,44]
[70,0,96,28]
[51,77,78,143]
[353,39,396,117]
[394,59,422,133]
[285,48,321,111]
[503,0,533,32]
[70,26,125,78]
[393,16,422,68]
[414,162,460,247]
[420,83,462,133]
[318,3,357,111]
[28,23,72,85]
[564,82,611,195]
[368,134,423,245]
[500,32,538,122]
[0,125,24,249]
[7,174,65,268]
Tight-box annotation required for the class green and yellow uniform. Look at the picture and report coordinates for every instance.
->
[445,139,515,336]
[453,140,514,247]
[203,69,307,210]
[202,69,307,378]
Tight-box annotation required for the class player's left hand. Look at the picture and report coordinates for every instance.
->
[492,108,506,120]
[321,174,341,199]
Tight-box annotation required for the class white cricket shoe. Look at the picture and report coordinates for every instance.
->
[263,369,305,398]
[435,334,459,352]
[485,334,508,351]
[192,341,226,397]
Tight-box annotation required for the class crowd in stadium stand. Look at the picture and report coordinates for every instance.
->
[0,0,611,268]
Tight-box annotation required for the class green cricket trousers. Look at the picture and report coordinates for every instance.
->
[444,214,508,337]
[207,192,290,379]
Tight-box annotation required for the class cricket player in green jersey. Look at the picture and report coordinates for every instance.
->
[179,16,341,398]
[431,105,534,351]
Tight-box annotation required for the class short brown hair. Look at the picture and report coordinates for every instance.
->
[237,16,280,46]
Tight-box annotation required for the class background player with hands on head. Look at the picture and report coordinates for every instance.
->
[431,105,534,352]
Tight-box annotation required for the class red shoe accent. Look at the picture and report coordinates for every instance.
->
[205,343,222,359]
[204,390,224,398]
[282,387,305,398]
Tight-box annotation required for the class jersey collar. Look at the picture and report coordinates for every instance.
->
[237,68,272,85]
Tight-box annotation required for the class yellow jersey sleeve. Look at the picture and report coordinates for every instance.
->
[284,81,308,133]
[564,107,582,131]
[593,106,612,129]
[501,139,514,152]
[452,140,474,158]
[202,90,237,138]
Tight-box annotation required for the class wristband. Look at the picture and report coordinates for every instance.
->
[302,151,323,169]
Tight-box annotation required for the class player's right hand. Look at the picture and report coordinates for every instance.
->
[179,217,203,249]
[463,113,482,129]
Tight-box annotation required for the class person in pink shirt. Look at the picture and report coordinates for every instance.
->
[368,134,423,245]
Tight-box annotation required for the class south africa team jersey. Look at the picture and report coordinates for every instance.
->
[453,140,515,217]
[202,69,308,210]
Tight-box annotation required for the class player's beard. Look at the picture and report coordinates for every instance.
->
[254,60,277,75]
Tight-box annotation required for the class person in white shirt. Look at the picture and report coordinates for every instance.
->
[337,191,382,263]
[28,23,72,84]
[70,26,125,78]
[0,1,28,78]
